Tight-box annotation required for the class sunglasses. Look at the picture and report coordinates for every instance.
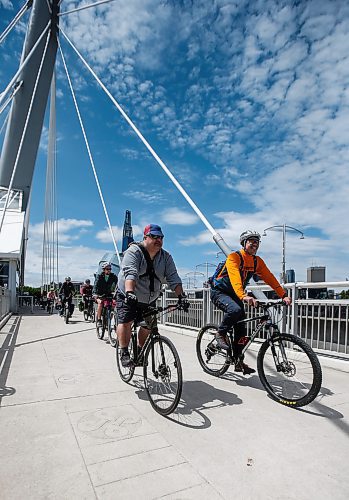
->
[147,234,164,240]
[104,268,112,271]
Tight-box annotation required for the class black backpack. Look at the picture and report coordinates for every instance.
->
[131,243,161,292]
[209,250,257,290]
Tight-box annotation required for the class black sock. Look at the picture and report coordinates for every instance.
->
[121,347,129,354]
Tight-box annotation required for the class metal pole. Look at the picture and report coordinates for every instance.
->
[282,223,286,284]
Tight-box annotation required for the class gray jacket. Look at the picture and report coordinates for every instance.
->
[118,243,182,304]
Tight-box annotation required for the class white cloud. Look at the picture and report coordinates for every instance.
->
[95,225,122,244]
[162,208,199,226]
[26,218,105,286]
[0,0,13,9]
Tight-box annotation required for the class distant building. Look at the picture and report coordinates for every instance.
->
[307,266,326,282]
[286,269,295,283]
[306,266,326,299]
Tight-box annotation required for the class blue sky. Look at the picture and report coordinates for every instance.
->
[1,0,349,286]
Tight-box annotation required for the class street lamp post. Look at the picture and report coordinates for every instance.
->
[263,224,304,284]
[184,271,205,289]
[195,262,216,280]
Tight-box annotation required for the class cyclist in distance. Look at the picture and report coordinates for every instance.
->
[210,230,292,374]
[59,277,76,316]
[47,286,56,312]
[80,279,93,311]
[93,262,118,327]
[117,224,189,367]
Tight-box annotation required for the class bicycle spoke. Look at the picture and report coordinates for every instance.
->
[196,324,229,377]
[258,334,322,406]
[144,336,182,415]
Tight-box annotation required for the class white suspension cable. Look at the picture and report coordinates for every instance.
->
[0,111,10,136]
[59,26,266,299]
[0,0,30,46]
[59,28,226,248]
[0,81,23,117]
[45,0,52,15]
[58,40,121,264]
[0,20,50,108]
[42,74,57,289]
[59,0,116,16]
[0,28,51,235]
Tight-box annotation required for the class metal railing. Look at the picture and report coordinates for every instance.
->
[0,286,11,320]
[158,282,349,358]
[17,295,34,314]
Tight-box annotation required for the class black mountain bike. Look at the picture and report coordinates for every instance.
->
[83,297,95,323]
[96,295,115,341]
[116,302,188,416]
[61,297,73,324]
[196,300,322,408]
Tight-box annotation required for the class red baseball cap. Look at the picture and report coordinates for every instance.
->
[143,224,164,237]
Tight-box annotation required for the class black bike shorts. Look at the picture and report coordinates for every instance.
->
[116,292,157,329]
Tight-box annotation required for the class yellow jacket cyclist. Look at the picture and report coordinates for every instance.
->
[210,230,291,375]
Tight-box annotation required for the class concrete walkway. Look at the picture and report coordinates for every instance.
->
[1,309,349,500]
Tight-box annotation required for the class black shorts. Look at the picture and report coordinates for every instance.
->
[116,292,157,329]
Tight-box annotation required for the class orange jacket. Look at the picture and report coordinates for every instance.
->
[225,249,286,300]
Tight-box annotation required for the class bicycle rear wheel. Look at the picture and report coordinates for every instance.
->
[257,333,322,408]
[143,336,182,416]
[108,310,118,347]
[116,335,135,383]
[196,324,229,377]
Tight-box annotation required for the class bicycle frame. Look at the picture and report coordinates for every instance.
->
[225,303,282,362]
[130,304,179,366]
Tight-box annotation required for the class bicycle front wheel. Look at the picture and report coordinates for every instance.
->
[196,324,229,377]
[108,310,118,347]
[96,312,105,339]
[257,333,322,408]
[143,336,182,416]
[116,335,135,383]
[83,309,89,321]
[65,306,69,324]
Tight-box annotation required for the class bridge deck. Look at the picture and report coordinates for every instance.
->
[1,309,348,500]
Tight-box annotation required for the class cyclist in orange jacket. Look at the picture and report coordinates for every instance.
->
[210,230,291,374]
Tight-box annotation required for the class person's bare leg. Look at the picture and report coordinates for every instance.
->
[97,299,103,321]
[117,322,132,348]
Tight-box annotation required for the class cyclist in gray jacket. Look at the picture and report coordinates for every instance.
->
[117,224,188,367]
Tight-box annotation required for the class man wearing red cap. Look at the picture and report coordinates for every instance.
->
[117,224,188,367]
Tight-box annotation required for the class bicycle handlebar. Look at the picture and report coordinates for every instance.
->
[258,300,287,310]
[142,301,189,319]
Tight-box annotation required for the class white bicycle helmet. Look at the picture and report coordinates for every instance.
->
[101,262,111,270]
[239,230,261,246]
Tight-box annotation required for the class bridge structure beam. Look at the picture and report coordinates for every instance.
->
[0,0,60,212]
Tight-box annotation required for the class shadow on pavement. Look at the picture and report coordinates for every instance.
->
[0,316,21,405]
[220,368,347,431]
[133,378,242,429]
[15,327,95,347]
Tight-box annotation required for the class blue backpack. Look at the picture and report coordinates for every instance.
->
[208,251,257,291]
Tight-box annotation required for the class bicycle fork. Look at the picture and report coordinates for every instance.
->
[267,328,289,373]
